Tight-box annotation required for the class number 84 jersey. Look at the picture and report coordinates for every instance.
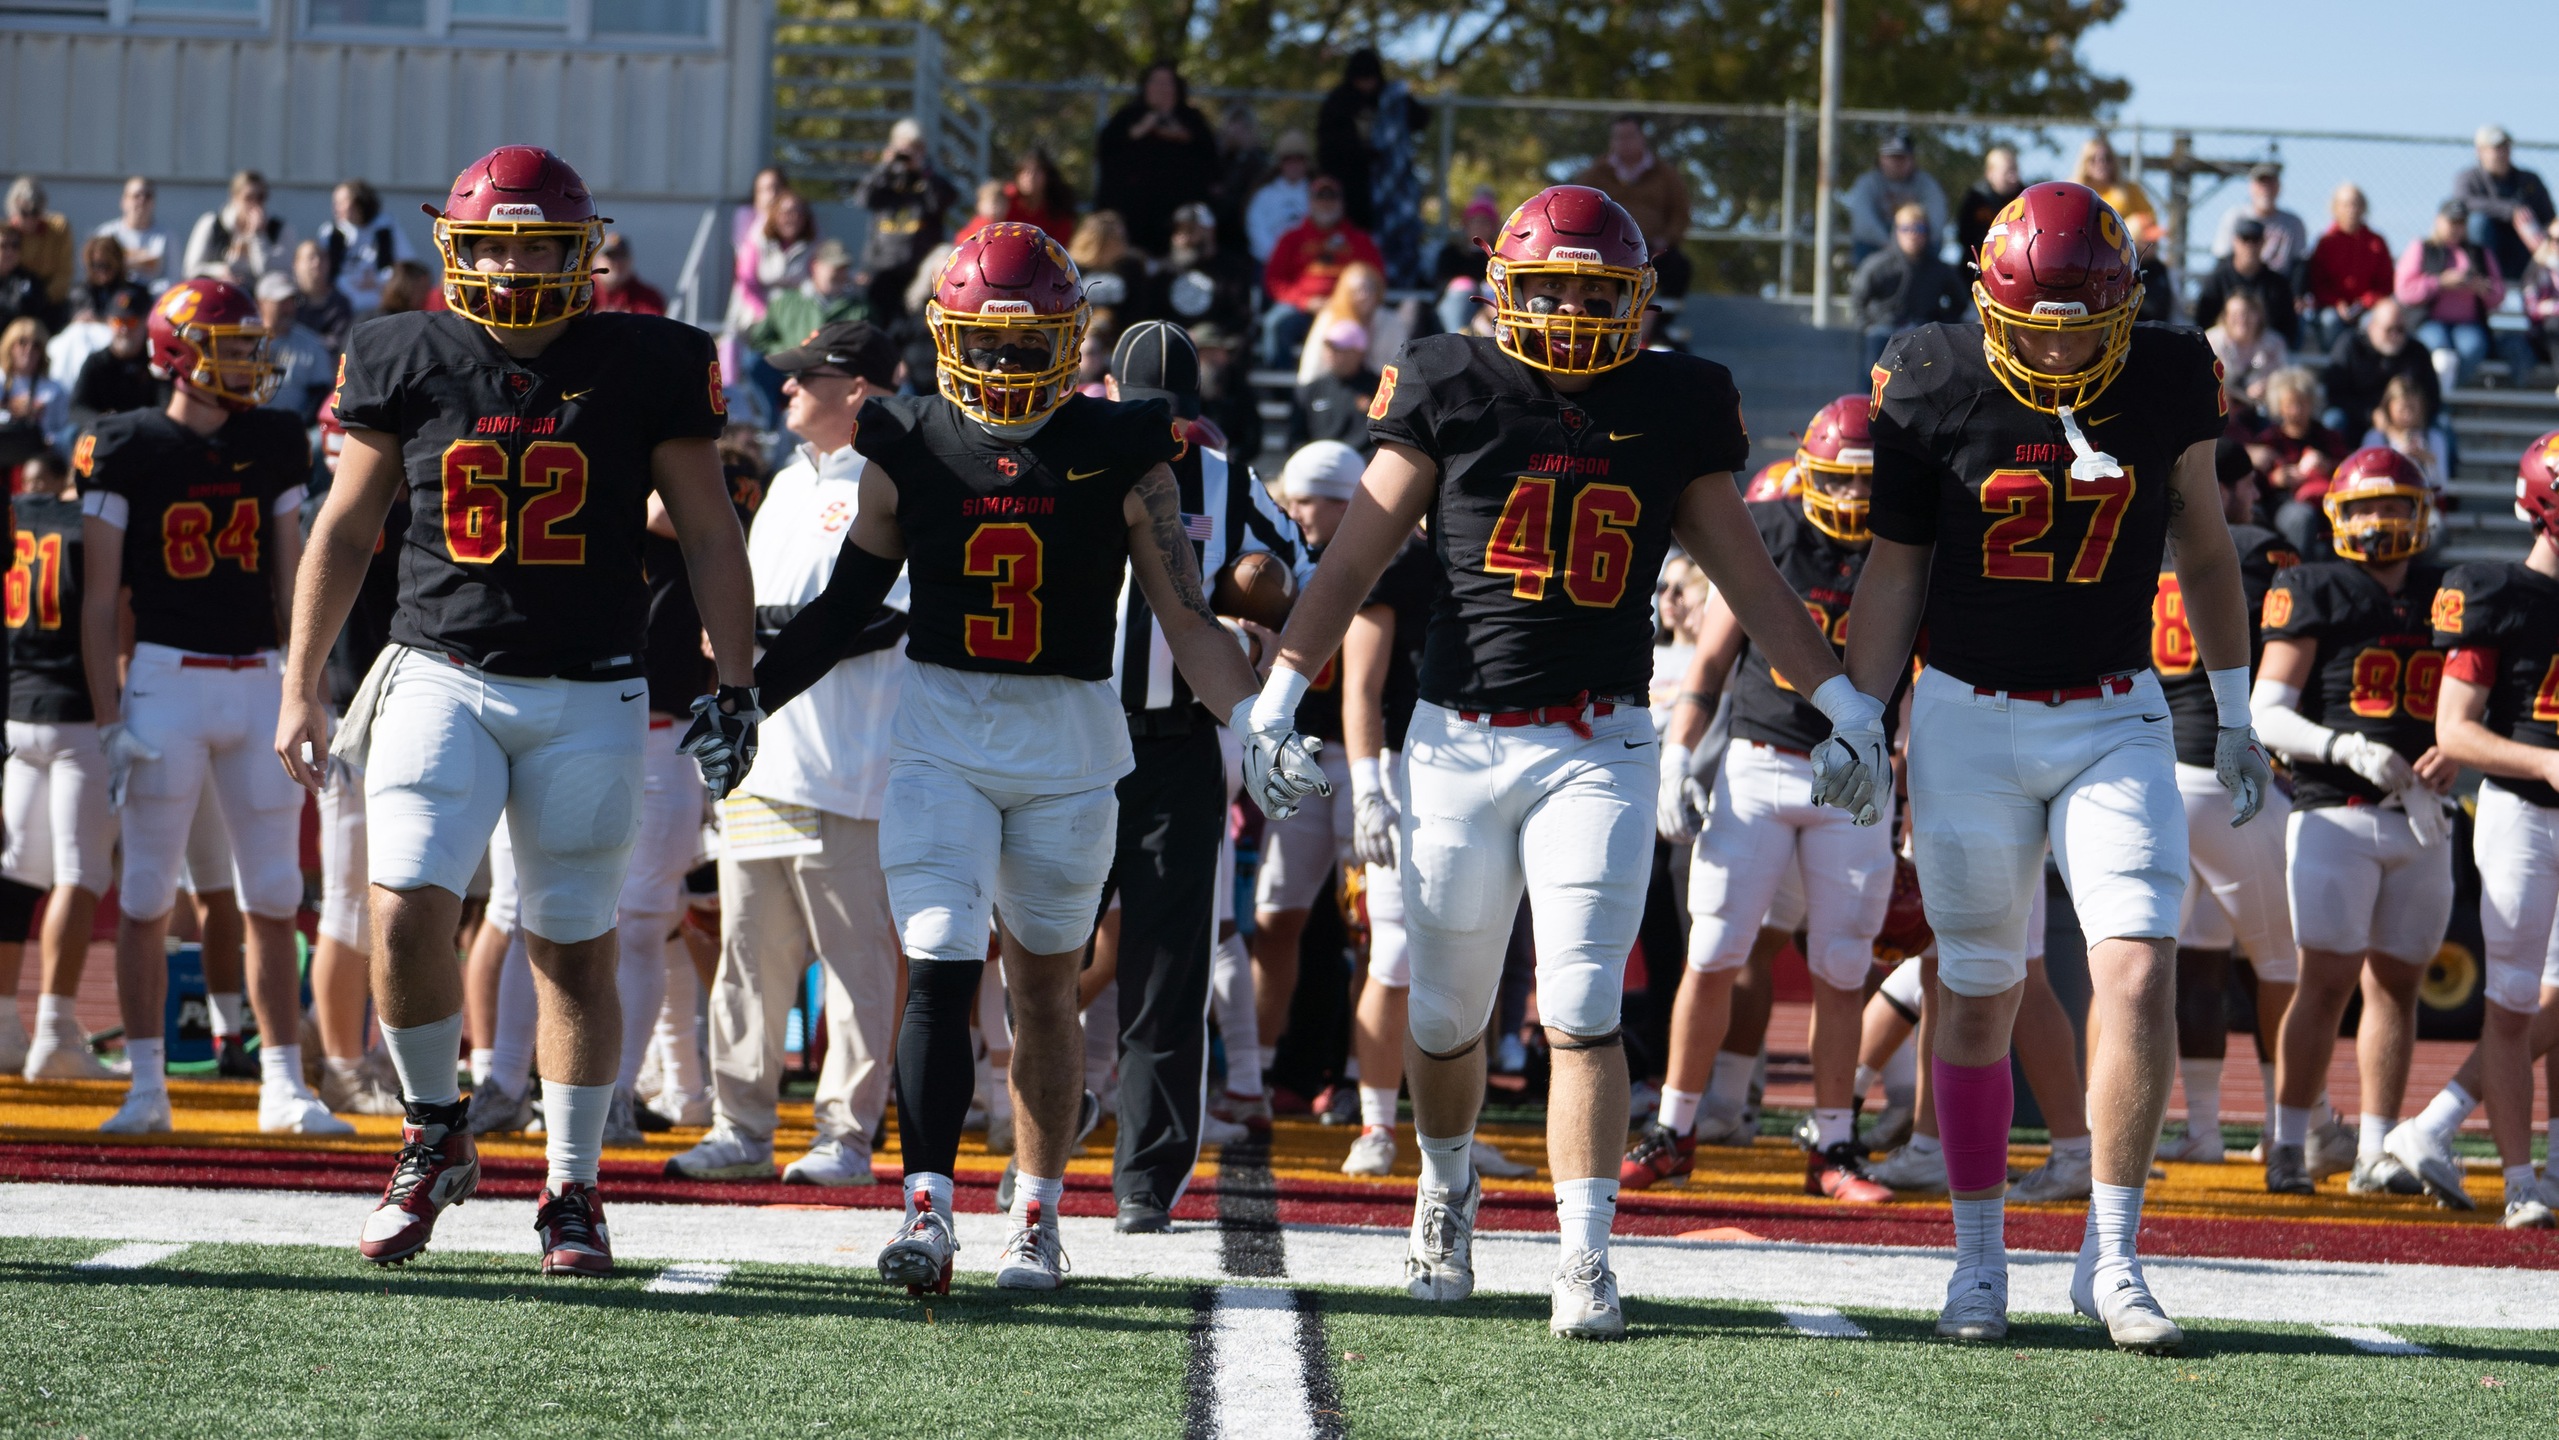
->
[1869,322,2226,692]
[333,309,727,677]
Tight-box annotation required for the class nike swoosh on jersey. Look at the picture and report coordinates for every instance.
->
[231,460,254,470]
[1609,431,1643,441]
[1066,467,1106,482]
[562,388,595,401]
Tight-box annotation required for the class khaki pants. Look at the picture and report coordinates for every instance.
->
[712,811,900,1148]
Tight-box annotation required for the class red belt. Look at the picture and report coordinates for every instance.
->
[1750,740,1813,759]
[649,717,675,730]
[179,655,266,670]
[1455,691,1617,739]
[1975,673,2136,706]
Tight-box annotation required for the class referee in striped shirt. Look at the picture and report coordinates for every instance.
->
[1098,321,1311,1230]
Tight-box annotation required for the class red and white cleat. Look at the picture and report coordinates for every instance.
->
[1806,1141,1893,1204]
[878,1201,960,1296]
[358,1101,479,1265]
[535,1182,615,1278]
[1618,1122,1695,1191]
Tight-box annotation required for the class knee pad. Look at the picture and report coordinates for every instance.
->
[235,845,305,922]
[0,877,40,942]
[1549,1026,1622,1051]
[1412,1027,1483,1063]
[1407,962,1501,1057]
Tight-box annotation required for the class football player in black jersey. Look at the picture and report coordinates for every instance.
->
[2389,430,2559,1228]
[1242,185,1884,1340]
[2,450,115,1081]
[748,223,1281,1295]
[2252,447,2457,1206]
[2148,439,2307,1175]
[76,278,346,1141]
[1848,182,2271,1351]
[275,146,757,1278]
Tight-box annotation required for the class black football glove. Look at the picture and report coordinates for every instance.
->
[680,684,764,799]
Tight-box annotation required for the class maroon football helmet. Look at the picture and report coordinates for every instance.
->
[1973,181,2143,412]
[1794,395,1876,543]
[429,145,606,330]
[1742,460,1801,504]
[2324,446,2435,563]
[1485,184,1655,375]
[926,222,1089,424]
[147,277,275,411]
[1872,857,1934,963]
[2517,428,2559,538]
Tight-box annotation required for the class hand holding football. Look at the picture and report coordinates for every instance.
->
[1212,550,1296,629]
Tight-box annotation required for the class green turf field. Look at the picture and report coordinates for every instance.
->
[4,1236,2553,1439]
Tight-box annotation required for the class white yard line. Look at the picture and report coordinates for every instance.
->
[2322,1324,2434,1356]
[643,1262,732,1295]
[1774,1304,1868,1339]
[70,1241,188,1270]
[1208,1286,1316,1440]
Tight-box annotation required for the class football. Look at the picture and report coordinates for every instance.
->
[1212,549,1296,629]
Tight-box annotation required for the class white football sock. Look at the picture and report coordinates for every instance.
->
[207,991,244,1038]
[489,932,538,1094]
[2416,1081,2476,1143]
[1882,1041,1918,1105]
[1358,1085,1398,1130]
[1951,1195,2005,1272]
[1704,1050,1754,1116]
[126,1036,166,1094]
[2272,1104,2310,1148]
[2505,1164,2538,1204]
[1013,1171,1064,1219]
[1418,1129,1473,1194]
[1907,1132,1943,1157]
[258,1043,303,1092]
[908,1173,955,1218]
[36,991,79,1040]
[1657,1086,1702,1136]
[1812,1107,1853,1151]
[1553,1177,1617,1254]
[542,1079,612,1188]
[325,1054,366,1083]
[2179,1057,2222,1139]
[469,1048,494,1085]
[2050,1133,2092,1161]
[2358,1112,2391,1161]
[2084,1179,2145,1268]
[379,1013,464,1107]
[1854,1064,1880,1102]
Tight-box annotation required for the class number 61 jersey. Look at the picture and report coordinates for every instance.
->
[333,308,726,677]
[1868,322,2227,691]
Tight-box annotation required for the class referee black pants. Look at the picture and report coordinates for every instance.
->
[1101,721,1224,1207]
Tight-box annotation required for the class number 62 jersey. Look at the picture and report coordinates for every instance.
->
[332,308,726,678]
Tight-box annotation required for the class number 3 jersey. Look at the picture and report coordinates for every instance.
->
[1367,333,1751,711]
[333,308,726,677]
[2431,559,2559,809]
[73,406,309,656]
[1869,322,2227,691]
[2261,558,2447,809]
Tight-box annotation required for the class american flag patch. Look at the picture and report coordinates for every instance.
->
[1182,513,1214,540]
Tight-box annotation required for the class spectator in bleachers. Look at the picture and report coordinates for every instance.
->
[0,317,67,455]
[2453,124,2553,288]
[1146,203,1256,340]
[2303,183,2392,352]
[2322,298,2437,435]
[739,189,818,327]
[1210,103,1268,256]
[2194,217,2299,346]
[289,241,353,350]
[1843,130,1946,267]
[2396,199,2529,391]
[182,169,293,287]
[1247,131,1315,265]
[2129,213,2179,324]
[2207,290,2289,407]
[1850,201,1967,369]
[1287,319,1379,454]
[2212,163,2306,278]
[5,178,72,306]
[1096,62,1222,257]
[734,165,791,255]
[2360,370,2455,495]
[1067,210,1152,328]
[855,120,959,322]
[1317,49,1389,232]
[1954,145,2024,259]
[1366,66,1433,288]
[1295,260,1405,384]
[2523,217,2559,375]
[375,258,437,316]
[67,288,154,432]
[953,180,1008,247]
[743,238,864,363]
[2246,366,2351,502]
[964,151,1077,246]
[254,272,333,425]
[0,227,61,335]
[591,233,669,317]
[1260,176,1382,368]
[1572,115,1694,300]
[321,179,412,316]
[2072,133,2155,228]
[1188,320,1261,464]
[1434,187,1501,336]
[48,237,142,383]
[97,176,170,291]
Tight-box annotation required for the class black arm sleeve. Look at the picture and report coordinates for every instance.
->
[752,537,908,714]
[755,602,909,659]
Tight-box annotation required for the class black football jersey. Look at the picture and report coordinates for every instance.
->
[2432,560,2559,809]
[1364,530,1444,753]
[857,392,1180,681]
[1297,537,1348,743]
[641,532,711,715]
[74,407,307,656]
[2262,559,2445,809]
[7,493,85,722]
[2153,523,2299,767]
[1727,497,1887,753]
[1369,334,1751,711]
[333,309,727,678]
[323,493,410,711]
[1870,323,2228,691]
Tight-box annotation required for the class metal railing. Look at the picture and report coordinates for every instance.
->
[771,16,993,198]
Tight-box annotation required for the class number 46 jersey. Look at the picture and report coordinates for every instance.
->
[333,308,726,678]
[1869,322,2226,691]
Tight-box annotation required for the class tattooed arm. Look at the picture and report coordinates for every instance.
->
[1124,461,1262,718]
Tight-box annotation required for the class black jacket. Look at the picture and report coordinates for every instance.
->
[1094,102,1222,256]
[2194,259,2299,347]
[2323,330,2441,431]
[1288,369,1379,453]
[1849,247,1967,332]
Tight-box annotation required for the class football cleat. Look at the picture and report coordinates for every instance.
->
[1619,1123,1695,1190]
[2154,1126,2225,1164]
[783,1137,874,1188]
[214,1034,260,1080]
[1869,1141,1949,1193]
[1343,1127,1397,1177]
[666,1124,777,1181]
[534,1182,614,1278]
[994,1090,1101,1213]
[1404,1174,1481,1303]
[2071,1258,2184,1354]
[2263,1142,2315,1195]
[2503,1195,2557,1230]
[1313,1084,1359,1127]
[1212,1090,1274,1137]
[1936,1265,2009,1342]
[2008,1146,2093,1205]
[1472,1136,1535,1179]
[1549,1248,1626,1341]
[319,1062,405,1117]
[1115,1194,1172,1234]
[24,1032,116,1081]
[2381,1120,2473,1211]
[1695,1104,1759,1148]
[2535,1169,2559,1213]
[994,1201,1070,1290]
[359,1101,478,1265]
[2306,1118,2358,1181]
[98,1087,174,1135]
[259,1082,356,1136]
[2347,1154,2423,1196]
[878,1202,959,1295]
[1806,1141,1893,1204]
[1201,1112,1252,1146]
[1858,1103,1914,1155]
[463,1078,536,1136]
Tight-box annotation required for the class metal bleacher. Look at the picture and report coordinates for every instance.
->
[2442,381,2558,564]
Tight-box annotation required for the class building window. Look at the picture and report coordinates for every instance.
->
[133,0,264,14]
[305,0,419,25]
[592,0,705,35]
[450,0,565,22]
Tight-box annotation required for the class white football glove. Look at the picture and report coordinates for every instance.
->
[99,721,161,810]
[1350,760,1399,870]
[2213,726,2273,827]
[1655,741,1710,843]
[2404,790,2451,848]
[1230,697,1329,820]
[1806,680,1889,827]
[2329,732,2414,795]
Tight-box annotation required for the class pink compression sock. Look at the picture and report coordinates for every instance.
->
[1932,1054,2015,1194]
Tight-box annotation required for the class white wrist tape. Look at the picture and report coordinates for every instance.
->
[1808,673,1884,731]
[1349,756,1381,799]
[2207,667,2253,730]
[1250,666,1313,730]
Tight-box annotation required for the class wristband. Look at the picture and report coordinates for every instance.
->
[1250,665,1312,730]
[1350,756,1382,799]
[2207,666,2252,730]
[1809,673,1884,730]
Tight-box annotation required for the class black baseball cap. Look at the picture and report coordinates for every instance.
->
[766,320,897,387]
[102,288,149,322]
[1112,320,1201,419]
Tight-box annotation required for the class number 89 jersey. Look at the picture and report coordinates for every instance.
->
[1869,322,2226,691]
[333,309,726,677]
[1368,333,1751,711]
[2261,558,2447,809]
[73,406,309,656]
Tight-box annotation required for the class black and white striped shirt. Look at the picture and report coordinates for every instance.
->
[1111,443,1312,715]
